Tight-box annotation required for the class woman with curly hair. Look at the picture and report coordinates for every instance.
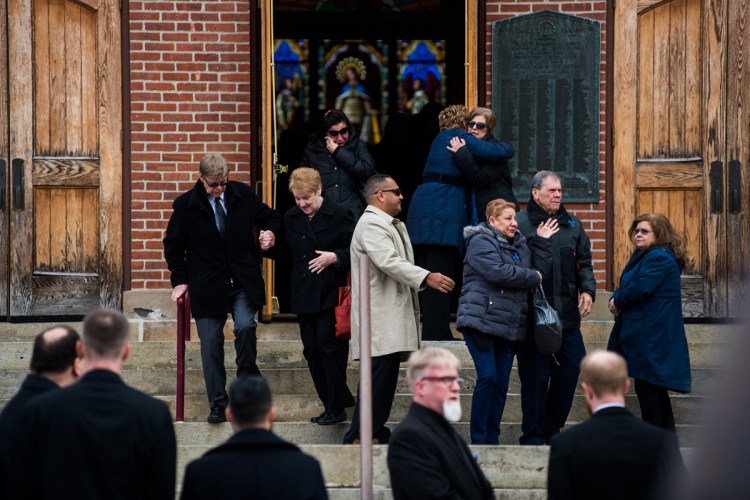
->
[607,213,691,432]
[406,105,515,341]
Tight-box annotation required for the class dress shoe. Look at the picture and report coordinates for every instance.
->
[310,411,326,423]
[317,410,346,426]
[207,406,226,424]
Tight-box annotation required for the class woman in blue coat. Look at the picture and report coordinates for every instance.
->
[607,213,691,432]
[456,198,557,444]
[407,105,515,341]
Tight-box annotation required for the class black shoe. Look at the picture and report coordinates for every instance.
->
[207,406,226,424]
[317,410,346,426]
[310,411,326,423]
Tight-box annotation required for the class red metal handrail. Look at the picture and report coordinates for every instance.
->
[358,256,373,500]
[176,294,191,422]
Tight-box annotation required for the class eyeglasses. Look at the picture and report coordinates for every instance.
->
[633,228,652,235]
[203,178,228,188]
[467,121,487,131]
[420,376,465,387]
[378,188,401,196]
[326,127,349,138]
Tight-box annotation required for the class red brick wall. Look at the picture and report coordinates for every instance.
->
[485,1,609,287]
[129,1,252,289]
[127,0,609,290]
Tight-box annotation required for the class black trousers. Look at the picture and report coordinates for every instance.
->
[298,309,354,414]
[634,378,676,432]
[414,244,461,341]
[343,352,402,444]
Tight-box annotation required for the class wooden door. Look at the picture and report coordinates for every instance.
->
[0,0,121,318]
[614,0,749,318]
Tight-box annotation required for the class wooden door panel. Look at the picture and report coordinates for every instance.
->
[0,0,8,316]
[6,0,121,317]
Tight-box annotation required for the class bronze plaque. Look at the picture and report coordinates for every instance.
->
[492,11,600,202]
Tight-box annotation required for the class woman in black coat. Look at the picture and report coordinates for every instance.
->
[450,106,519,218]
[300,109,376,220]
[284,167,356,426]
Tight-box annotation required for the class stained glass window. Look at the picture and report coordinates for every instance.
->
[273,39,309,131]
[397,40,446,115]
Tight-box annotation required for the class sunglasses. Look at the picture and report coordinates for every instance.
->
[327,127,349,138]
[203,178,228,188]
[379,188,401,196]
[467,121,487,130]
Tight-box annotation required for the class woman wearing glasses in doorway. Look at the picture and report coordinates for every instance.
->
[449,107,519,219]
[300,109,376,220]
[607,213,691,433]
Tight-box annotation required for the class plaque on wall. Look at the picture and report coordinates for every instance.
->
[492,11,601,203]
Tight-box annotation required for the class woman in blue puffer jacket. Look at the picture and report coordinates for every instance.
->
[456,198,557,444]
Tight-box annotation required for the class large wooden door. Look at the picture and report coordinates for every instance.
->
[614,0,749,318]
[0,0,121,318]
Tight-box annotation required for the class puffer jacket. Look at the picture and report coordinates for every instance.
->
[300,133,376,219]
[516,198,596,329]
[456,223,552,341]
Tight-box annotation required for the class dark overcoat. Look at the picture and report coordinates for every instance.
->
[163,180,283,318]
[548,407,686,500]
[180,428,328,500]
[284,197,354,314]
[608,246,691,393]
[20,370,176,500]
[387,403,494,500]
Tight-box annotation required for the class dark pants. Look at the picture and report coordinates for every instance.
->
[634,378,676,432]
[298,309,354,414]
[195,288,260,409]
[518,327,586,445]
[465,335,516,444]
[414,244,461,341]
[343,352,401,444]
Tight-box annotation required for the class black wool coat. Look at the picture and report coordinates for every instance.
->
[388,403,494,500]
[180,428,328,500]
[164,180,283,318]
[284,197,355,314]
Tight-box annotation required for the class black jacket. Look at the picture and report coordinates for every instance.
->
[180,428,328,500]
[284,197,355,314]
[548,407,686,500]
[388,403,494,500]
[453,133,518,218]
[20,370,176,500]
[164,180,283,317]
[517,199,596,329]
[300,134,376,219]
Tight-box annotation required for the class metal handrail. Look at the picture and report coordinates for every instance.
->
[358,256,373,500]
[176,294,191,422]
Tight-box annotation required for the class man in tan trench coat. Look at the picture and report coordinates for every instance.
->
[343,174,455,444]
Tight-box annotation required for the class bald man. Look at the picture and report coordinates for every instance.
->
[0,325,80,500]
[547,350,686,500]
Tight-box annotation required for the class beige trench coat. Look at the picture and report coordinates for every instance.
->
[349,205,429,360]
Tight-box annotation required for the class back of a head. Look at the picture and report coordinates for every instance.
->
[580,350,629,399]
[229,376,272,428]
[406,347,461,387]
[82,309,129,360]
[30,325,80,375]
[438,105,469,130]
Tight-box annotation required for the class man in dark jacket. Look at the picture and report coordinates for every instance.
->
[547,351,686,500]
[387,347,494,499]
[164,154,282,423]
[180,376,328,500]
[0,325,79,500]
[516,170,596,445]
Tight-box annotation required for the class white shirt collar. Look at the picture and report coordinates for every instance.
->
[593,402,626,413]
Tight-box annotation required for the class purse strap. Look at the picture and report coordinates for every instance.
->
[536,285,548,301]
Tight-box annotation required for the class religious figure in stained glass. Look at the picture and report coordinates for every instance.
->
[334,57,378,143]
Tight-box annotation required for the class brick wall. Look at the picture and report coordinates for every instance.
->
[129,1,252,289]
[485,1,609,287]
[127,0,610,291]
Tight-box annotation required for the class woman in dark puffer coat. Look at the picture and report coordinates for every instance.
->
[456,198,557,444]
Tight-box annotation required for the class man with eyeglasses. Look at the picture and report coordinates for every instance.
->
[164,154,282,424]
[343,174,455,445]
[388,347,494,499]
[516,170,596,445]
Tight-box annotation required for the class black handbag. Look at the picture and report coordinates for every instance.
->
[532,287,563,354]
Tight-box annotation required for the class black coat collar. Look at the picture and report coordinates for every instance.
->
[526,196,572,225]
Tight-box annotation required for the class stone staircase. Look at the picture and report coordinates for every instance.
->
[0,290,738,498]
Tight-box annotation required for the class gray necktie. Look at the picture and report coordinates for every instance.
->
[214,198,226,240]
